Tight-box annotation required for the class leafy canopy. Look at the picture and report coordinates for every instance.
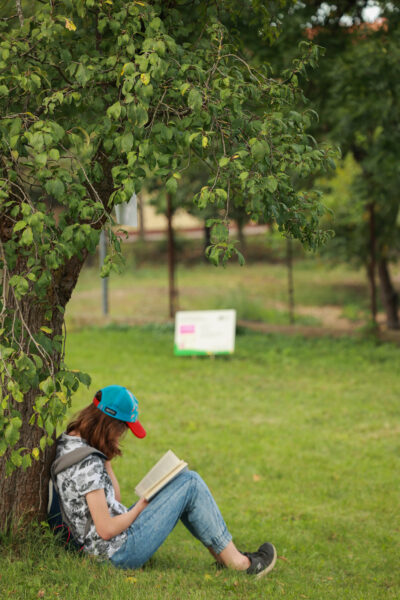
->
[0,0,335,472]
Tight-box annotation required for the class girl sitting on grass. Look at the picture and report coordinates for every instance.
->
[53,385,276,578]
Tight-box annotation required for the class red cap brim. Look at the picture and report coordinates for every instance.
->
[127,419,146,439]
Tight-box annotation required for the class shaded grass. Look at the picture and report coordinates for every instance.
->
[2,327,399,599]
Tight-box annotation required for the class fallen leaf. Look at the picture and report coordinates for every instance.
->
[126,577,137,583]
[278,555,289,562]
[252,474,261,482]
[37,591,45,599]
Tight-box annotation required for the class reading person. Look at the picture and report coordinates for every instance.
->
[53,385,277,577]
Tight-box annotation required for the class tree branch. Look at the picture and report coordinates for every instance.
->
[15,0,24,27]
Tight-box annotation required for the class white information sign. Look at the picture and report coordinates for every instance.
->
[174,310,236,356]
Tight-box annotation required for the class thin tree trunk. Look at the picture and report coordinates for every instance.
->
[138,194,145,241]
[204,222,211,261]
[287,237,295,325]
[237,218,246,253]
[378,257,399,329]
[367,203,378,327]
[166,194,178,318]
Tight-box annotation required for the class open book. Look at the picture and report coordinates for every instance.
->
[135,450,188,500]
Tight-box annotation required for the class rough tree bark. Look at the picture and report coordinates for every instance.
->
[0,153,114,529]
[0,254,87,528]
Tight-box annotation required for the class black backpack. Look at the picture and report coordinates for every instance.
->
[48,444,107,550]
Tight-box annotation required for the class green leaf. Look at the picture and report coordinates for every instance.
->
[166,177,178,195]
[266,176,278,193]
[107,101,122,120]
[13,220,26,233]
[39,376,55,396]
[20,227,33,245]
[75,63,91,86]
[150,17,162,30]
[120,132,133,153]
[9,275,29,298]
[187,89,202,112]
[45,178,65,200]
[180,83,190,96]
[35,153,47,168]
[21,454,32,469]
[251,140,268,162]
[10,450,22,467]
[4,417,22,446]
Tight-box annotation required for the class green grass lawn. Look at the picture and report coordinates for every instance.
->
[1,326,399,599]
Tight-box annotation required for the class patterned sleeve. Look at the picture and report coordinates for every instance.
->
[72,455,108,496]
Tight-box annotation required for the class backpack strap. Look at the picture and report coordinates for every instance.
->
[50,444,108,543]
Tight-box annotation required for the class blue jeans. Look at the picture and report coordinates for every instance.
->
[110,470,232,570]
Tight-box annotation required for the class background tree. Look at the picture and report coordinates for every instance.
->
[261,1,400,327]
[0,0,335,528]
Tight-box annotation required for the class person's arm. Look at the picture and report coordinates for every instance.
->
[86,488,148,540]
[105,461,121,502]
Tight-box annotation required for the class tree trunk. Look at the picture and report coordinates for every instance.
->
[204,222,211,261]
[166,194,178,319]
[0,253,88,529]
[367,203,378,326]
[236,217,246,253]
[378,257,399,329]
[287,237,295,325]
[138,194,145,241]
[0,151,114,530]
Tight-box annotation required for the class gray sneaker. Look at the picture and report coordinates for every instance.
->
[242,542,277,578]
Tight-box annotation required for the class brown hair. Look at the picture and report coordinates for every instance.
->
[66,396,127,459]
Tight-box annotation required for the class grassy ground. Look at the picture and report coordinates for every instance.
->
[1,326,399,599]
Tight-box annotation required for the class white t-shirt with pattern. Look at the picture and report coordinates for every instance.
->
[55,433,128,558]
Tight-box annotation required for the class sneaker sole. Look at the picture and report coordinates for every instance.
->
[256,544,277,580]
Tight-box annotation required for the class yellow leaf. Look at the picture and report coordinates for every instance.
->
[32,448,40,461]
[204,574,212,580]
[126,577,137,583]
[65,18,77,31]
[56,391,68,404]
[202,136,208,148]
[105,0,113,4]
[140,73,150,85]
[134,1,146,5]
[232,154,239,159]
[40,326,52,334]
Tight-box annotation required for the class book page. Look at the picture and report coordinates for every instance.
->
[135,450,184,498]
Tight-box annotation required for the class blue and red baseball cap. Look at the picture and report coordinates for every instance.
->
[93,385,146,438]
